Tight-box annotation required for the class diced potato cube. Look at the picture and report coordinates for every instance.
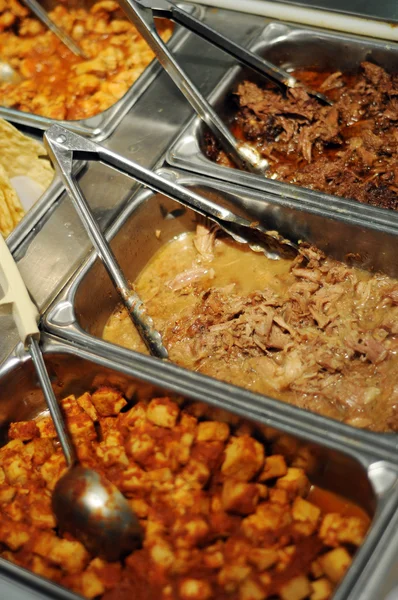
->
[3,456,31,485]
[150,541,175,569]
[29,504,56,529]
[36,417,57,439]
[0,520,30,550]
[8,421,38,441]
[269,488,289,505]
[239,577,265,600]
[66,413,97,441]
[86,557,122,589]
[91,386,127,416]
[203,544,224,569]
[258,455,287,482]
[319,547,352,584]
[310,578,333,600]
[76,392,98,421]
[197,421,230,442]
[147,397,179,428]
[0,485,16,503]
[319,513,367,547]
[60,395,80,416]
[311,559,324,579]
[292,497,320,533]
[40,454,67,490]
[248,548,278,571]
[179,578,212,600]
[80,571,105,599]
[218,565,251,591]
[222,479,260,515]
[181,459,210,488]
[279,575,311,600]
[173,517,209,548]
[26,438,54,466]
[276,468,309,498]
[180,413,198,432]
[30,555,61,582]
[33,533,90,574]
[121,402,147,429]
[242,503,292,542]
[222,436,264,481]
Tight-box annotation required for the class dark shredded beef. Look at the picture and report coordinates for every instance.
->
[205,62,398,210]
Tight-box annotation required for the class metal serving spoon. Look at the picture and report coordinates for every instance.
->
[21,0,87,59]
[0,233,142,561]
[117,0,331,174]
[0,61,22,84]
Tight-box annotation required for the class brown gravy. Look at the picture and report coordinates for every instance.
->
[103,232,398,432]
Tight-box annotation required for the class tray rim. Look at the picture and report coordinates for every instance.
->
[0,331,397,600]
[42,167,398,459]
[165,19,398,225]
[0,3,203,143]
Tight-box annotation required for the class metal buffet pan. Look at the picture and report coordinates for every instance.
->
[0,1,201,142]
[44,167,398,454]
[0,332,398,600]
[6,147,85,254]
[166,20,398,222]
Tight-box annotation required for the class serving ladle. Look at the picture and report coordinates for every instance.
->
[118,0,332,174]
[0,234,143,561]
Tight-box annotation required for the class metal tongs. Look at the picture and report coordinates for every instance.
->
[118,0,332,174]
[44,124,297,356]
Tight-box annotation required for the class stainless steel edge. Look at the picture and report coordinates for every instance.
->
[275,0,398,23]
[6,161,86,254]
[166,20,398,227]
[0,332,397,600]
[0,5,260,365]
[43,167,398,458]
[0,2,203,142]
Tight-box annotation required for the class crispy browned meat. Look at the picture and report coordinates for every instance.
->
[0,387,370,599]
[206,62,398,210]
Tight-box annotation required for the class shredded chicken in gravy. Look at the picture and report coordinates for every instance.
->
[0,386,370,599]
[0,0,172,120]
[104,228,398,432]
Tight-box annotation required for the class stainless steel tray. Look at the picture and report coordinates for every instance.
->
[0,333,397,600]
[166,21,398,222]
[0,1,202,142]
[44,168,398,453]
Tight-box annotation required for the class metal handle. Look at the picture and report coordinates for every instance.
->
[118,0,268,174]
[169,4,331,105]
[29,337,76,467]
[21,0,87,59]
[0,234,76,465]
[44,130,168,359]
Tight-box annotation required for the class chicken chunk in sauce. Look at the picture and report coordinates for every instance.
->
[0,1,172,120]
[104,227,398,432]
[0,386,370,599]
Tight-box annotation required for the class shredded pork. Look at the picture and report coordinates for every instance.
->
[206,62,398,210]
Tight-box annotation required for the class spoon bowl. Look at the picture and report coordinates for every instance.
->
[0,61,23,84]
[53,466,143,561]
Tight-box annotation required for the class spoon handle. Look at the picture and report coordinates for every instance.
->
[21,0,87,59]
[0,234,76,466]
[29,337,76,467]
